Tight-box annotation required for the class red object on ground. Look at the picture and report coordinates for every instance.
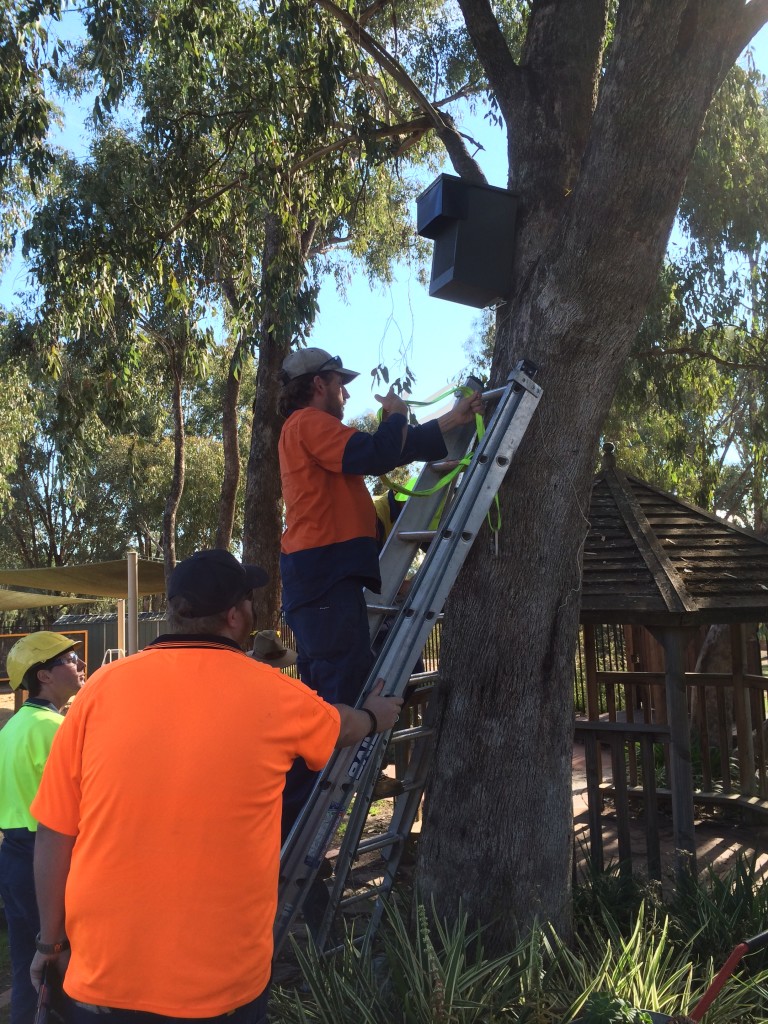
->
[689,930,768,1022]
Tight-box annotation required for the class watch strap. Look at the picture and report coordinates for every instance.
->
[35,934,70,955]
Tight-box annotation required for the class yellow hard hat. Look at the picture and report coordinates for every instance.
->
[6,632,79,691]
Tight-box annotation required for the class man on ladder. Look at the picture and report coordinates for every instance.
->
[277,346,483,834]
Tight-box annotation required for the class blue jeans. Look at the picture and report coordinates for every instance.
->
[0,829,39,1024]
[65,988,270,1024]
[283,578,374,839]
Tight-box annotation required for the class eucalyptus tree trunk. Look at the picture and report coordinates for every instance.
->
[215,334,246,550]
[162,359,185,583]
[418,0,768,950]
[242,212,317,627]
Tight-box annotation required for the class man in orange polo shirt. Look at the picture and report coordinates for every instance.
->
[28,549,402,1024]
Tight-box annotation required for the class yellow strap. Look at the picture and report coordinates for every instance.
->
[378,385,501,533]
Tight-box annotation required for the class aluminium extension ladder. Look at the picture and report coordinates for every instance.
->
[274,359,542,955]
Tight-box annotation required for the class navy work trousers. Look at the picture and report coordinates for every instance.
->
[0,829,39,1024]
[282,577,374,839]
[65,989,269,1024]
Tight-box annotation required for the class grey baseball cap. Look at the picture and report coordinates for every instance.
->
[280,347,359,385]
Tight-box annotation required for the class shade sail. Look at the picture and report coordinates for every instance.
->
[0,559,166,599]
[0,589,95,611]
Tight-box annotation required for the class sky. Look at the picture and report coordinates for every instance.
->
[2,17,767,423]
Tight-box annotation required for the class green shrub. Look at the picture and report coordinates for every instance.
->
[273,876,768,1024]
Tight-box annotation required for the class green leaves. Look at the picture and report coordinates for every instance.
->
[608,63,768,531]
[579,993,652,1024]
[0,0,58,187]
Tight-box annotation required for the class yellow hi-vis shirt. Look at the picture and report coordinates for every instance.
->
[0,701,62,831]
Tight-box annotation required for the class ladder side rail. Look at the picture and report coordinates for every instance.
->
[315,365,544,942]
[275,366,541,951]
[365,456,449,643]
[275,726,392,952]
[362,371,542,695]
[278,371,539,878]
[360,774,436,949]
[314,731,394,948]
[318,700,439,949]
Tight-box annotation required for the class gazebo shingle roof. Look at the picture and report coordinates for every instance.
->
[581,460,768,626]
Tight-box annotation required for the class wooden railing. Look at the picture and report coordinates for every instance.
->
[593,669,768,798]
[574,721,670,879]
[574,718,768,880]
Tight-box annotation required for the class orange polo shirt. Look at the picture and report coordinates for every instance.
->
[31,637,339,1017]
[278,406,447,609]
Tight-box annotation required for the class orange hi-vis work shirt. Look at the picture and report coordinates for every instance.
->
[279,407,384,554]
[279,406,446,609]
[31,636,340,1017]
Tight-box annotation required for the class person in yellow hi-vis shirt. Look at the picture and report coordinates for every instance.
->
[0,632,85,1024]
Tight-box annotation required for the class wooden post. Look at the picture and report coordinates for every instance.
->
[584,623,600,721]
[583,730,604,873]
[610,734,632,876]
[117,598,126,657]
[731,623,756,797]
[655,627,697,881]
[126,550,139,656]
[641,734,661,881]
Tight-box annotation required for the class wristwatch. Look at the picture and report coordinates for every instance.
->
[35,934,70,955]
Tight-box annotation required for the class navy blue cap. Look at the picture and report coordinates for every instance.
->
[168,550,268,616]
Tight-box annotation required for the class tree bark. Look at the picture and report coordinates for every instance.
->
[242,213,318,628]
[162,356,185,583]
[215,335,245,550]
[417,0,768,950]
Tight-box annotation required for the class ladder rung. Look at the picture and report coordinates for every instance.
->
[427,459,461,472]
[397,531,437,543]
[409,670,438,683]
[340,883,387,908]
[389,725,434,743]
[355,831,402,855]
[366,603,399,614]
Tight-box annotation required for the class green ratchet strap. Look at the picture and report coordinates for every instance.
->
[378,385,502,533]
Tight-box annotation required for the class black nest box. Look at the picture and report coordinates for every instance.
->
[416,174,518,309]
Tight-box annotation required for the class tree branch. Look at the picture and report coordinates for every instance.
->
[635,344,768,374]
[456,0,522,120]
[358,0,390,29]
[729,0,768,56]
[314,0,487,182]
[158,173,249,242]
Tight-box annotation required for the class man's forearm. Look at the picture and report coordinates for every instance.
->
[334,683,404,747]
[334,705,377,748]
[34,824,76,943]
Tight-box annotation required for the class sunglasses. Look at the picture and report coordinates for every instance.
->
[316,355,342,373]
[50,651,81,668]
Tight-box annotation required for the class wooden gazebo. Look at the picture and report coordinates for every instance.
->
[576,445,768,878]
